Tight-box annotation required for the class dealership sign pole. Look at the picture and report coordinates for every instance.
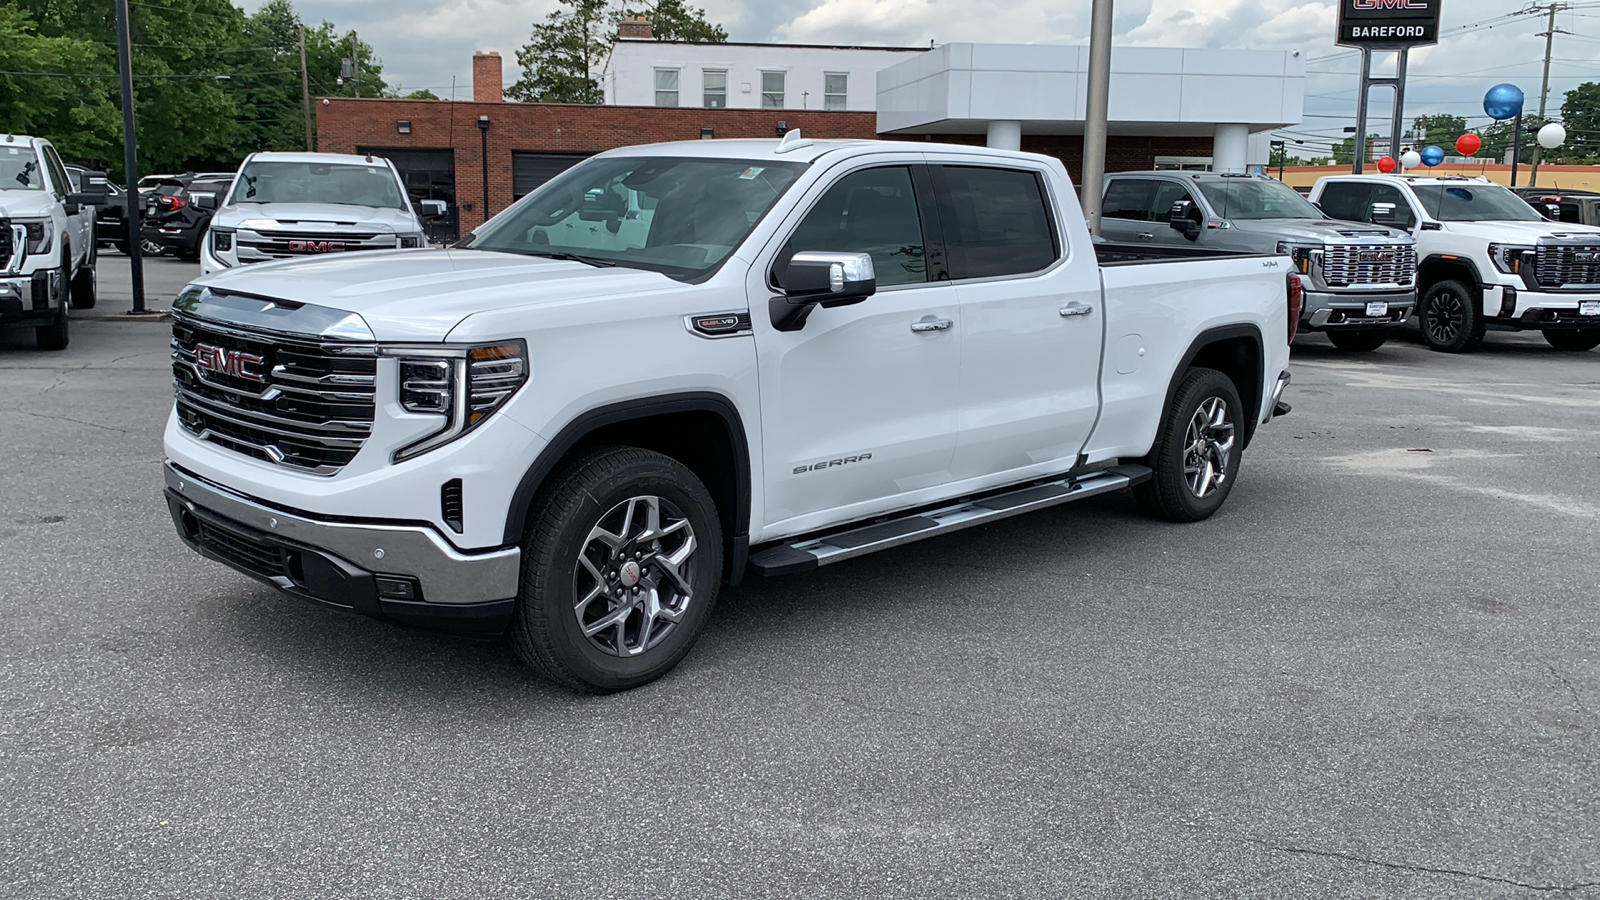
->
[1338,0,1442,174]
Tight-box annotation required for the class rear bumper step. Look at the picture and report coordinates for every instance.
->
[748,466,1150,576]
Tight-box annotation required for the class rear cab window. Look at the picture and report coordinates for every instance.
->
[930,165,1059,279]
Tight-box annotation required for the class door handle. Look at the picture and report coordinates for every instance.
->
[1059,303,1094,318]
[1137,232,1154,241]
[910,317,954,333]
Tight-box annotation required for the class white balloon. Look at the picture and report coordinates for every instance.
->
[1537,122,1567,149]
[1400,150,1422,170]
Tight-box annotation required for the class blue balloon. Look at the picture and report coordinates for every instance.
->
[1483,83,1525,121]
[1421,145,1446,167]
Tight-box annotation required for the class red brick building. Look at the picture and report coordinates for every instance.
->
[315,51,1213,238]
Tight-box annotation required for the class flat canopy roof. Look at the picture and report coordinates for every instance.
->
[877,43,1305,137]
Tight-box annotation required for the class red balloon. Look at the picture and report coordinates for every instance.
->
[1456,133,1482,156]
[1377,156,1397,173]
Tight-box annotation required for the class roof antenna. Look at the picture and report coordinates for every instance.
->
[365,151,375,163]
[775,129,813,154]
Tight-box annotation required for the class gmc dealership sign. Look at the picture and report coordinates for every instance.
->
[1337,0,1441,47]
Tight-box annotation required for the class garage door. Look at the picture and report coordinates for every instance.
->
[512,153,590,199]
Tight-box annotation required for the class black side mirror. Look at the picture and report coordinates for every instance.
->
[192,192,218,211]
[1369,201,1398,225]
[771,251,876,332]
[418,199,447,219]
[1168,200,1203,240]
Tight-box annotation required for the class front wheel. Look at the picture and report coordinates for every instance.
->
[36,261,69,350]
[1326,328,1389,352]
[70,265,96,309]
[1133,367,1243,523]
[1543,329,1600,351]
[1419,280,1485,352]
[512,446,724,693]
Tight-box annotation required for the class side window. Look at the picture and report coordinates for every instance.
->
[1369,184,1415,228]
[1149,181,1195,223]
[1103,179,1153,221]
[775,166,927,288]
[1318,183,1373,223]
[933,165,1059,279]
[41,145,70,198]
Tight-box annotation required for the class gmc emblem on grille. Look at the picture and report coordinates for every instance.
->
[288,240,346,253]
[194,343,266,383]
[1573,251,1600,263]
[1359,251,1395,262]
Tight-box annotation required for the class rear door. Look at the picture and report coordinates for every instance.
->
[928,159,1104,482]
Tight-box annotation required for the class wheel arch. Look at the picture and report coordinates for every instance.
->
[1417,254,1483,294]
[1160,324,1265,450]
[503,392,752,585]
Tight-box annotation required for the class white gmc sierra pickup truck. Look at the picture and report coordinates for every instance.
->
[0,134,105,350]
[163,136,1295,691]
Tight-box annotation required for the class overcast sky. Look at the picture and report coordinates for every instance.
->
[244,0,1600,157]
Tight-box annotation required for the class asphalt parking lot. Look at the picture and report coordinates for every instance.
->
[2,254,1598,898]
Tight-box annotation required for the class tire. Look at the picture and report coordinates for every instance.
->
[35,257,69,351]
[1326,329,1389,352]
[512,446,724,693]
[141,239,166,257]
[70,264,96,309]
[1133,367,1243,523]
[114,240,130,255]
[1419,280,1485,352]
[1542,329,1600,351]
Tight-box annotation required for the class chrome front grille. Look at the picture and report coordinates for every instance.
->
[1320,243,1416,287]
[1534,241,1600,288]
[171,315,377,475]
[235,229,394,264]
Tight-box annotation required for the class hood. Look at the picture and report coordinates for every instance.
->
[0,191,59,219]
[214,202,420,234]
[1229,218,1411,244]
[1438,220,1600,243]
[193,249,680,341]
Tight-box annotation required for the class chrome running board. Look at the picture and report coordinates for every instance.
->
[748,465,1151,576]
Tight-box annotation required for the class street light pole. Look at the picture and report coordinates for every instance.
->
[299,24,313,151]
[1080,0,1114,235]
[113,0,144,314]
[477,116,491,227]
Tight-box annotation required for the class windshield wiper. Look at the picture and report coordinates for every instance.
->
[517,250,618,268]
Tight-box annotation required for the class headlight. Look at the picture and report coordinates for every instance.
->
[388,340,528,461]
[20,219,52,255]
[1488,243,1534,274]
[211,227,234,253]
[397,233,426,249]
[1276,241,1316,274]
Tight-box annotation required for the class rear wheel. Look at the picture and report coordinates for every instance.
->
[512,446,723,693]
[1543,329,1600,351]
[1419,280,1484,352]
[1326,329,1388,352]
[1134,367,1243,523]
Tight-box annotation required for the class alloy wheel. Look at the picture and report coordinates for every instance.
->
[573,495,698,658]
[1183,397,1234,499]
[1424,293,1464,345]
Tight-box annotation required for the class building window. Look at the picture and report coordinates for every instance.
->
[703,70,727,108]
[824,73,848,111]
[654,68,679,107]
[1154,156,1213,171]
[761,71,785,109]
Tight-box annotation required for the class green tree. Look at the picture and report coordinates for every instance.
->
[1476,115,1546,163]
[1332,134,1379,166]
[510,0,726,103]
[0,6,120,167]
[398,88,441,100]
[623,0,728,41]
[1558,82,1600,163]
[1410,113,1466,144]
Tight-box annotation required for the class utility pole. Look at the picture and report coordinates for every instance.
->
[298,24,312,151]
[1081,0,1114,235]
[113,0,145,314]
[352,31,361,99]
[1529,2,1569,187]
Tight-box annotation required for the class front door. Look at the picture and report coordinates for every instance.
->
[1148,179,1204,248]
[749,161,960,537]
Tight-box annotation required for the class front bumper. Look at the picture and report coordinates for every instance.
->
[164,462,520,636]
[1479,284,1600,331]
[1300,289,1415,330]
[0,271,60,324]
[144,222,202,254]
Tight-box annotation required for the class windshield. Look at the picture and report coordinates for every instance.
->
[231,160,407,209]
[468,155,806,279]
[1198,179,1322,220]
[0,146,43,191]
[1414,182,1543,222]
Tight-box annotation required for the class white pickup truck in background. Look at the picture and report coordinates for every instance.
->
[198,151,445,275]
[163,135,1294,692]
[1311,174,1600,352]
[0,134,104,350]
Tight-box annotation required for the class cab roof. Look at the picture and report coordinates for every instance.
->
[245,151,397,167]
[591,133,1062,167]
